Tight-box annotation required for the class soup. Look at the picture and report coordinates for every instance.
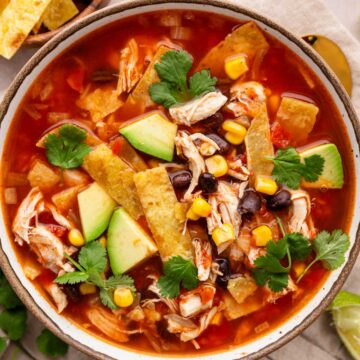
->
[1,10,355,355]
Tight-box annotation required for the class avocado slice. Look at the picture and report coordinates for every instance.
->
[300,143,344,189]
[78,182,116,242]
[107,208,158,274]
[119,111,177,161]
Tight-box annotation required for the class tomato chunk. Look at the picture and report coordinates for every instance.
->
[271,121,291,149]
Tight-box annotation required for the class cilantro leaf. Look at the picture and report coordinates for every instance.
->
[55,272,89,285]
[105,275,136,293]
[0,271,22,310]
[0,308,27,340]
[78,241,106,273]
[254,254,288,273]
[99,289,117,310]
[36,329,68,357]
[285,233,312,260]
[149,50,217,108]
[189,69,217,97]
[158,256,199,298]
[45,124,91,170]
[267,273,289,292]
[0,338,6,354]
[269,147,324,189]
[266,237,288,259]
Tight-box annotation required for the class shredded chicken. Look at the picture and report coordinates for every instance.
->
[146,280,179,314]
[170,92,227,126]
[175,131,205,200]
[189,133,220,157]
[44,283,68,313]
[192,238,212,281]
[227,159,250,181]
[179,283,215,318]
[165,314,197,333]
[265,276,298,303]
[226,81,266,118]
[206,196,223,235]
[117,38,142,95]
[289,190,316,238]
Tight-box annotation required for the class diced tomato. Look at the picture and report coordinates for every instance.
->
[271,121,291,149]
[239,153,247,164]
[111,138,123,156]
[66,64,85,93]
[45,224,67,238]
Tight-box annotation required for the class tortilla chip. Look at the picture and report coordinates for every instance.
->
[196,22,269,78]
[0,0,10,14]
[83,144,143,219]
[124,45,170,109]
[276,97,319,144]
[0,0,52,59]
[76,86,123,122]
[224,292,263,321]
[32,17,43,35]
[51,185,84,213]
[42,0,78,31]
[27,160,60,192]
[245,103,274,177]
[134,167,193,261]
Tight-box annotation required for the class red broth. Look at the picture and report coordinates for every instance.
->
[1,10,355,355]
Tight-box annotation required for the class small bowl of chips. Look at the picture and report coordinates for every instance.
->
[0,0,103,59]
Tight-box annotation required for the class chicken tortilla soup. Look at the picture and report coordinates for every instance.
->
[1,10,355,355]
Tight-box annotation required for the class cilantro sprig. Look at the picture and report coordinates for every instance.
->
[45,124,92,171]
[36,329,68,358]
[268,147,325,189]
[55,241,136,310]
[149,50,217,108]
[157,256,199,298]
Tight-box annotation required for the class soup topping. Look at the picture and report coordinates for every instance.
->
[2,12,353,354]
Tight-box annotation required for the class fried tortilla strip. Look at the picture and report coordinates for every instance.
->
[0,0,52,59]
[196,22,269,78]
[76,86,123,122]
[83,144,143,219]
[223,292,263,321]
[124,45,170,109]
[0,0,9,14]
[276,97,319,144]
[134,167,193,261]
[245,103,274,178]
[42,0,79,31]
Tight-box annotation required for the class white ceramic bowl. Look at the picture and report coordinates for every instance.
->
[1,1,359,359]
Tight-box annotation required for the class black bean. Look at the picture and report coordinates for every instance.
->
[238,189,262,215]
[214,258,231,288]
[266,189,292,210]
[199,172,218,193]
[202,112,224,130]
[61,284,81,303]
[169,170,192,189]
[205,133,230,154]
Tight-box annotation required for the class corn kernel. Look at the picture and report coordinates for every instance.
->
[68,228,85,247]
[252,225,273,247]
[114,287,134,308]
[79,283,97,295]
[222,120,247,136]
[186,208,201,221]
[224,55,249,80]
[205,155,228,178]
[99,236,107,248]
[191,198,212,217]
[293,262,306,278]
[212,223,235,246]
[255,176,278,195]
[224,131,244,145]
[210,312,224,326]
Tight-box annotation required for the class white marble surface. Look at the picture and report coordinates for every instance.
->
[1,1,360,359]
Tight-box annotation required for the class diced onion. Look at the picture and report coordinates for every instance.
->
[47,112,70,124]
[254,321,270,334]
[170,27,192,40]
[159,13,182,27]
[24,104,42,120]
[40,82,54,101]
[4,187,17,204]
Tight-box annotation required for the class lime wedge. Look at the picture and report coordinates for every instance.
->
[330,291,360,360]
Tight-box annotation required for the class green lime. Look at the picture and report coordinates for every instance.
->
[330,291,360,360]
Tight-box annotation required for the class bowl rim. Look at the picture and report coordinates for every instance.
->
[0,0,360,359]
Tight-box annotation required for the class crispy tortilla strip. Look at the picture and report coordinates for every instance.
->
[0,0,9,14]
[76,86,123,122]
[27,160,60,192]
[223,292,263,321]
[196,22,269,78]
[83,144,143,219]
[0,0,52,59]
[245,103,274,177]
[134,167,193,261]
[42,0,79,31]
[124,45,170,109]
[276,97,319,144]
[51,185,84,213]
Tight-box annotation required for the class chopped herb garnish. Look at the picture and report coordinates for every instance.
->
[149,50,217,108]
[55,241,136,310]
[268,147,324,189]
[45,124,92,171]
[36,329,69,357]
[157,256,199,298]
[0,308,27,341]
[297,230,350,283]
